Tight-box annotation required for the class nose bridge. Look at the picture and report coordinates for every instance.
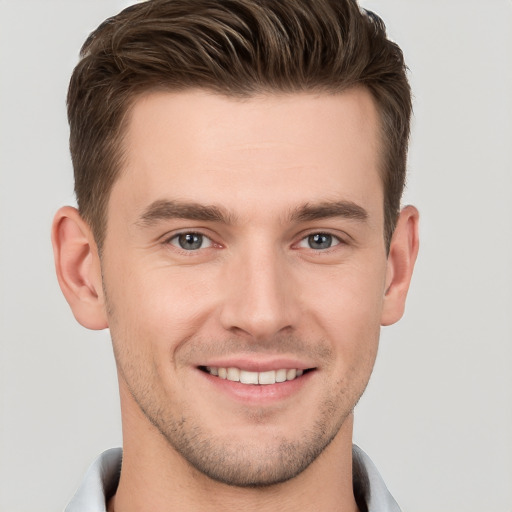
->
[220,235,297,339]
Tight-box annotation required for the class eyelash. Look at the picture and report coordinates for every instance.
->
[295,232,344,251]
[165,231,216,252]
[163,230,347,254]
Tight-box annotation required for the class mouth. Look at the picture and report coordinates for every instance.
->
[199,366,314,385]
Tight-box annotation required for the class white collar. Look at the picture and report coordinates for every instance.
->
[65,445,400,512]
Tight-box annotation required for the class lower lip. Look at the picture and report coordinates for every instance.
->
[197,369,313,403]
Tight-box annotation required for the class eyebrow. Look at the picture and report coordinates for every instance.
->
[289,201,369,223]
[136,199,235,226]
[136,198,368,228]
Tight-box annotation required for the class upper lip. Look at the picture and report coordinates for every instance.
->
[198,357,315,373]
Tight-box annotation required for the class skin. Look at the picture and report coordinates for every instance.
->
[52,88,419,512]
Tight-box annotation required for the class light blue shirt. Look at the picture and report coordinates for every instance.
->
[65,445,401,512]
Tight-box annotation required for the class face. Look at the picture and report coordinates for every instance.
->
[101,89,390,486]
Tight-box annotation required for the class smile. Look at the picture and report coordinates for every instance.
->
[201,366,308,385]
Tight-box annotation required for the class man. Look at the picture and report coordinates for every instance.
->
[51,0,419,510]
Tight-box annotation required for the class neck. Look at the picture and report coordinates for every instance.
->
[109,401,359,512]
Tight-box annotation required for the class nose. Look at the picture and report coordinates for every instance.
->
[219,243,299,341]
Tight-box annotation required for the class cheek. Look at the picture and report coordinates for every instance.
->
[301,263,385,358]
[104,260,219,349]
[303,258,386,316]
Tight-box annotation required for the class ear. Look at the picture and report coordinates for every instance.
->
[51,206,108,330]
[381,205,420,326]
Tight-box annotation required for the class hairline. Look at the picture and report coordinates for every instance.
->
[90,83,393,255]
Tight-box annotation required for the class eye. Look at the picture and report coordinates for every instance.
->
[298,233,341,250]
[168,232,213,251]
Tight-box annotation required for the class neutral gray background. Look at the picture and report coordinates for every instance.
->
[1,1,511,511]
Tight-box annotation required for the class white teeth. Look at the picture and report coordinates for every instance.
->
[205,366,307,385]
[258,370,276,385]
[226,367,240,382]
[275,369,287,383]
[240,370,259,384]
[206,366,218,376]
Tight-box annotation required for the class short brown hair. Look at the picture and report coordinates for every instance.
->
[68,0,411,251]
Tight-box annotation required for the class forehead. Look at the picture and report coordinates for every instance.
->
[111,88,383,224]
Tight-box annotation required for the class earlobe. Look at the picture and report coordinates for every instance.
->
[381,205,420,326]
[51,206,108,330]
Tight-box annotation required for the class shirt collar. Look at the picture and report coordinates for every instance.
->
[65,445,400,512]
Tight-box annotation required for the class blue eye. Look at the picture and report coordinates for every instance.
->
[298,233,340,250]
[169,232,212,251]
